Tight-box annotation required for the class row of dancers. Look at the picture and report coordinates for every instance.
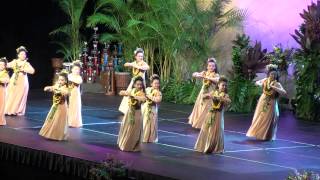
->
[116,48,286,153]
[0,46,287,154]
[0,46,83,138]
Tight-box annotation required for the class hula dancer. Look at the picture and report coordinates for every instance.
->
[117,76,146,151]
[118,48,149,114]
[246,64,286,141]
[39,72,69,141]
[194,77,230,154]
[0,57,9,125]
[189,58,219,129]
[142,74,162,143]
[5,46,35,116]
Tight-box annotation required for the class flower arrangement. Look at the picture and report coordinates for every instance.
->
[89,155,128,180]
[287,171,320,180]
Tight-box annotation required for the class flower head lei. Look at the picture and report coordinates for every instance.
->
[134,47,144,55]
[266,64,278,72]
[16,46,28,53]
[72,59,83,68]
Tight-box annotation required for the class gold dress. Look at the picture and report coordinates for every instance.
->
[142,87,162,143]
[188,71,219,129]
[246,78,280,141]
[117,88,145,151]
[0,70,9,125]
[5,59,35,115]
[194,90,230,154]
[39,85,69,141]
[118,61,147,114]
[67,74,83,128]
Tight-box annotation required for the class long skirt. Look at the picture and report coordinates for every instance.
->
[39,103,68,141]
[246,94,279,141]
[194,110,224,154]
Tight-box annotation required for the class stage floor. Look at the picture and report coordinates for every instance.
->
[0,90,319,180]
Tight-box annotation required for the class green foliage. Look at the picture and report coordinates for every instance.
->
[87,0,246,84]
[267,45,294,75]
[287,171,320,180]
[291,1,320,121]
[228,34,265,112]
[161,78,201,104]
[50,0,88,62]
[89,155,127,180]
[87,0,246,105]
[228,78,261,112]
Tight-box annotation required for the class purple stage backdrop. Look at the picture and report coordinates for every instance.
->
[234,0,314,50]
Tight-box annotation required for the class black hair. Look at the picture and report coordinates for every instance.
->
[72,62,81,69]
[217,76,228,93]
[134,48,144,56]
[58,72,68,86]
[16,46,28,54]
[150,74,160,82]
[133,76,145,92]
[0,57,8,65]
[267,70,279,81]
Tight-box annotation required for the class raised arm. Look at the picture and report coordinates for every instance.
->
[192,71,206,79]
[124,61,150,71]
[255,78,266,87]
[271,82,287,96]
[6,60,16,69]
[119,90,130,96]
[69,75,83,84]
[204,74,220,84]
[134,61,149,71]
[147,91,162,103]
[44,86,54,92]
[22,62,35,74]
[221,94,231,104]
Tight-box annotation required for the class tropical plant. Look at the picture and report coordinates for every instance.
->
[287,170,320,180]
[291,1,320,121]
[86,0,246,104]
[89,155,128,180]
[228,34,267,112]
[50,0,88,62]
[87,0,246,104]
[267,45,294,75]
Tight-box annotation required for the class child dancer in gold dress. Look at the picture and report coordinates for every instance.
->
[39,72,69,141]
[118,76,146,151]
[194,77,230,154]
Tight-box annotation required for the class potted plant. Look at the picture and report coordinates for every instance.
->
[287,170,320,180]
[114,44,131,94]
[89,155,128,180]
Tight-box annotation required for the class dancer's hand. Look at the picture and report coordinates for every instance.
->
[44,86,51,92]
[134,96,146,102]
[124,62,132,67]
[192,72,202,78]
[119,90,127,96]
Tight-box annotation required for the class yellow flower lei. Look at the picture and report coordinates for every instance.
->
[47,85,66,121]
[146,88,158,105]
[13,60,27,86]
[263,78,276,96]
[0,70,8,79]
[211,90,225,110]
[203,71,215,89]
[144,88,160,122]
[128,88,144,106]
[132,61,144,77]
[207,90,225,127]
[128,88,144,125]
